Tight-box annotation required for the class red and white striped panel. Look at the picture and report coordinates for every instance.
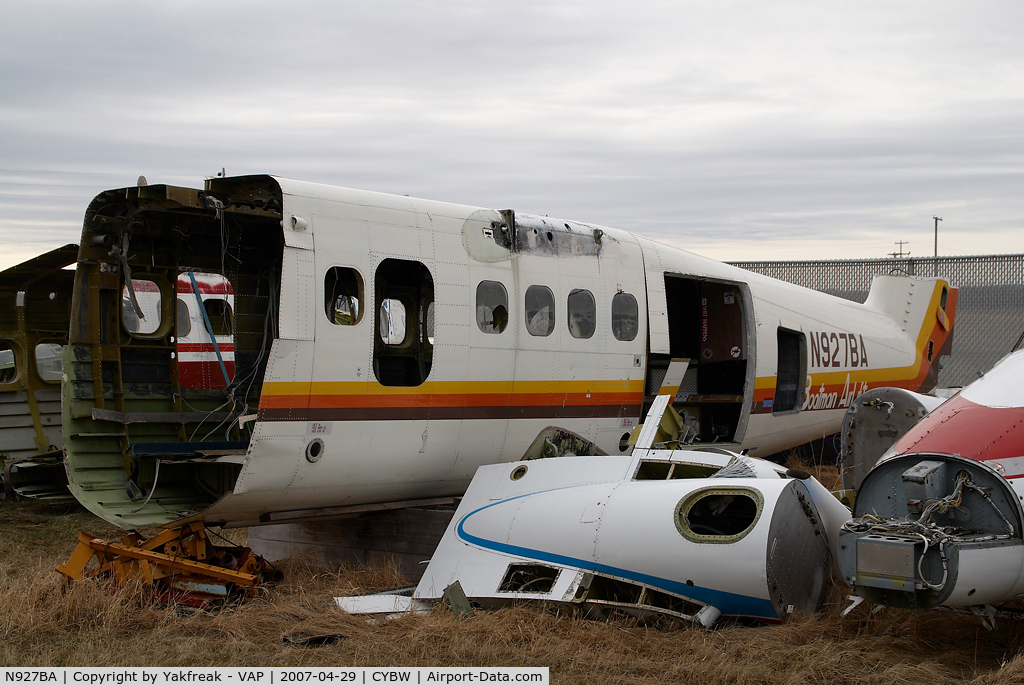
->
[893,350,1024,478]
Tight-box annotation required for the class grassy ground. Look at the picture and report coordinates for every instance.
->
[3,485,1024,683]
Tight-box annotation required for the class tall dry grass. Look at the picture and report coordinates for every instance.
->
[4,482,1024,683]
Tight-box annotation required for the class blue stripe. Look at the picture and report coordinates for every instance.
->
[455,489,778,620]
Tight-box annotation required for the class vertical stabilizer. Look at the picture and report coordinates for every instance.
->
[863,275,957,393]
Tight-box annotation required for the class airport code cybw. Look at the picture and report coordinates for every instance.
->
[1,671,548,685]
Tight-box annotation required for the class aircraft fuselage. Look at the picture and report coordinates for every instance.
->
[61,176,956,529]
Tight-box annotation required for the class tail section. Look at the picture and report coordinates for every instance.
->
[863,275,957,393]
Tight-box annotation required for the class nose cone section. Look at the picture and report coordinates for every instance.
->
[765,480,833,618]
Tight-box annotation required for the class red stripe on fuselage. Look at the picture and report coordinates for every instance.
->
[177,342,235,352]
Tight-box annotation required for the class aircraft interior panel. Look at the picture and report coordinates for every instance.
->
[657,275,751,445]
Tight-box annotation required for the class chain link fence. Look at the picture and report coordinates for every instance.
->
[730,254,1024,388]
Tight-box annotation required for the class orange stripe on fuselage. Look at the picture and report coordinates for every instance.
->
[258,282,957,416]
[259,380,645,412]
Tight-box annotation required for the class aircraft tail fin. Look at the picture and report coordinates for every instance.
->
[864,275,957,393]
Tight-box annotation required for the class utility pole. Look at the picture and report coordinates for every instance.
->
[933,216,942,276]
[889,240,910,259]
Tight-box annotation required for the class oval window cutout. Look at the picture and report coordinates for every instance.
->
[675,487,763,543]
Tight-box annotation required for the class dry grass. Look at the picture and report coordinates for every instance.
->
[782,447,844,491]
[4,480,1024,683]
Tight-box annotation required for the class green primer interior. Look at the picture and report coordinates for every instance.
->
[0,245,78,501]
[63,177,284,529]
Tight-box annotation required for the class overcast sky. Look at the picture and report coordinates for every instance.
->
[1,1,1022,270]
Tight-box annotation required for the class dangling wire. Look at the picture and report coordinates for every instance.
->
[111,232,144,320]
[842,469,1015,593]
[200,193,227,277]
[130,458,161,514]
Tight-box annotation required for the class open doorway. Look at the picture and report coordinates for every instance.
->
[645,275,750,443]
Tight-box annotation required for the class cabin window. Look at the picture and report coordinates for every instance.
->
[675,487,763,543]
[774,328,806,414]
[0,342,17,384]
[176,299,192,337]
[373,258,434,386]
[567,288,596,339]
[122,279,161,335]
[34,343,63,383]
[525,285,555,337]
[378,299,407,345]
[325,266,364,326]
[203,299,233,336]
[476,280,509,334]
[611,292,639,341]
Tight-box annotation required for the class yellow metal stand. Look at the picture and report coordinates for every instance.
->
[58,522,270,607]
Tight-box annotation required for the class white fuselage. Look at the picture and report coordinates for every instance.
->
[192,179,953,526]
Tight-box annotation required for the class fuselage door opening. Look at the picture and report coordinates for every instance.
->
[373,258,435,387]
[646,275,753,445]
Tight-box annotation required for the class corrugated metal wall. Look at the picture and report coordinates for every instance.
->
[729,254,1024,388]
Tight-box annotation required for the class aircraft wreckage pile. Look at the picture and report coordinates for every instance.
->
[4,174,1021,626]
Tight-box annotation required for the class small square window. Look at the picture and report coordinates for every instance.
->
[567,288,596,339]
[122,279,161,335]
[0,341,18,384]
[476,281,509,334]
[325,267,364,326]
[34,343,63,383]
[611,292,639,341]
[525,285,555,337]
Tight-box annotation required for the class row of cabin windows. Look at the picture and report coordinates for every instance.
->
[478,281,638,341]
[118,263,637,391]
[0,341,64,385]
[325,267,639,342]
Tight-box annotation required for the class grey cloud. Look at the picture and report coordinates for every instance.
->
[1,1,1022,268]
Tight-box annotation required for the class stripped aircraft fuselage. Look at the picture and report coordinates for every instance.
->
[0,245,78,500]
[62,176,956,529]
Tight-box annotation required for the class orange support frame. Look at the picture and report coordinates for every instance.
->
[58,523,264,602]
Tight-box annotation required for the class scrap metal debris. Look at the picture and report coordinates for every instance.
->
[57,522,277,608]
